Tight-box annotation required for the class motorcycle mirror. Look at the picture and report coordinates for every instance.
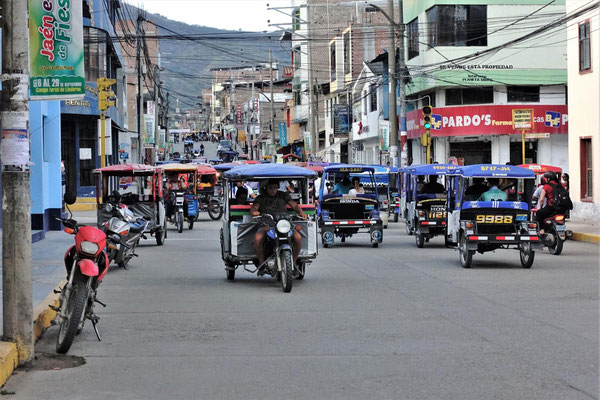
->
[64,192,77,205]
[105,203,113,212]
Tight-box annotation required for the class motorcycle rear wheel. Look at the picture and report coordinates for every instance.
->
[279,249,293,293]
[56,280,88,354]
[548,233,564,255]
[208,201,223,220]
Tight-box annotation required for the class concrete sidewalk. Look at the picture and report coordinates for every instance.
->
[567,217,600,244]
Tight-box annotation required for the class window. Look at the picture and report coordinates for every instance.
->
[369,84,377,112]
[293,89,302,106]
[293,8,301,31]
[408,18,419,59]
[446,87,493,105]
[428,5,487,47]
[330,42,336,82]
[581,138,593,199]
[343,32,350,75]
[579,21,591,72]
[84,27,107,82]
[293,47,301,70]
[507,86,540,103]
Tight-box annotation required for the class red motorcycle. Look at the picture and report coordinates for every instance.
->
[53,193,109,354]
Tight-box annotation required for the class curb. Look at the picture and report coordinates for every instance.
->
[0,279,65,388]
[572,232,600,244]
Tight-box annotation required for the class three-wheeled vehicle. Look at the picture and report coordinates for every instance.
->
[161,163,201,232]
[95,164,167,245]
[220,164,319,292]
[445,164,541,268]
[405,164,456,247]
[360,165,391,228]
[518,163,568,255]
[389,167,401,223]
[318,165,383,248]
[196,164,223,220]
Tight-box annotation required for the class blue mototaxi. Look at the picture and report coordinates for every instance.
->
[389,167,401,223]
[445,164,541,268]
[219,164,319,285]
[405,164,457,248]
[358,165,392,228]
[318,165,384,248]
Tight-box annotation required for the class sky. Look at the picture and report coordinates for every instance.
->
[123,0,294,32]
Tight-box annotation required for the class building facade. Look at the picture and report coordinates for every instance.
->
[61,0,127,208]
[567,0,600,218]
[404,1,568,169]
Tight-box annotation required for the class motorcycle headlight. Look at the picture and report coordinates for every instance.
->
[276,220,291,234]
[80,241,99,256]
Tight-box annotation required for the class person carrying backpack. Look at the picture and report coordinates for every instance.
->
[536,171,573,234]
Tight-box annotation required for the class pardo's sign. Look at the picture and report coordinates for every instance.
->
[29,0,85,100]
[406,105,568,139]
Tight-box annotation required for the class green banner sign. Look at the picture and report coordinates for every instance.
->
[29,0,85,100]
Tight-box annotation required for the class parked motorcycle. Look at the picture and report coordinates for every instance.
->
[53,192,109,354]
[103,191,149,269]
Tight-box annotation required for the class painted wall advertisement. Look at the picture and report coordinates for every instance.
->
[29,0,85,99]
[303,132,312,154]
[378,120,390,152]
[406,105,568,139]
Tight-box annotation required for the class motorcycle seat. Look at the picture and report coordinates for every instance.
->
[129,219,148,231]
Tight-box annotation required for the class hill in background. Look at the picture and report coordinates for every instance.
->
[130,7,290,108]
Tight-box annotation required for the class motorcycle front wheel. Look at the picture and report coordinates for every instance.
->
[177,211,184,233]
[278,249,293,293]
[56,279,88,354]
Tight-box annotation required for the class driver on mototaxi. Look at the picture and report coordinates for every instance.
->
[250,179,307,268]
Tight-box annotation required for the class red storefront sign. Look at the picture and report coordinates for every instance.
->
[406,105,568,139]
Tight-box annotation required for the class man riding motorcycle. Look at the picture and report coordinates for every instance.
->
[165,174,190,221]
[250,179,307,267]
[536,171,565,234]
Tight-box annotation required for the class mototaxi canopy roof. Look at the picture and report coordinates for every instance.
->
[213,163,240,172]
[323,164,376,174]
[223,164,317,181]
[406,164,459,176]
[456,164,535,178]
[196,165,218,175]
[160,163,200,172]
[94,164,158,176]
[517,164,563,175]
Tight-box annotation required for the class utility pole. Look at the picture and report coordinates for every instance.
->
[270,50,276,161]
[136,13,144,163]
[387,0,399,168]
[1,0,34,364]
[397,0,407,167]
[154,67,159,165]
[307,2,318,159]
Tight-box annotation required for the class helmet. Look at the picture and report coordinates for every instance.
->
[543,171,557,182]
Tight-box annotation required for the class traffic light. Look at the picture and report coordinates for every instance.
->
[97,78,117,111]
[422,105,433,130]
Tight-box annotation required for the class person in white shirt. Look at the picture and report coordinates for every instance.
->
[348,177,365,196]
[232,181,256,202]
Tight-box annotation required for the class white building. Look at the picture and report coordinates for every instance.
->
[567,0,600,218]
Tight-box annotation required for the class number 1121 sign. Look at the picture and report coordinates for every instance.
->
[29,0,85,100]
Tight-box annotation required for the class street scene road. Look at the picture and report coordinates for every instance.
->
[5,212,598,399]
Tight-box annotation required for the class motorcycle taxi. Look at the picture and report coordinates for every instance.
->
[389,167,402,223]
[405,164,457,248]
[220,164,318,293]
[444,164,541,268]
[318,165,384,248]
[360,165,392,228]
[95,164,167,246]
[196,164,223,220]
[161,163,200,232]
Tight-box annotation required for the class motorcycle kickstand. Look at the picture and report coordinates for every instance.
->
[91,318,101,341]
[95,298,107,307]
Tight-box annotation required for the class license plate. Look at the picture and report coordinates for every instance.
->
[555,225,567,232]
[428,211,447,219]
[176,198,184,206]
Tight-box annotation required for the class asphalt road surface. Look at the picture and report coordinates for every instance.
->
[5,215,598,400]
